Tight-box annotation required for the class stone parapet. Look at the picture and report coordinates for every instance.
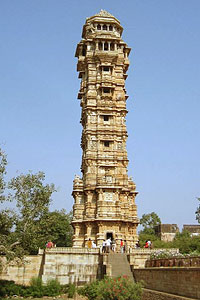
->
[146,256,200,268]
[134,268,200,299]
[45,247,100,254]
[128,249,179,269]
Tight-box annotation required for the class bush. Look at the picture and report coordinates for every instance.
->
[0,280,28,297]
[67,283,76,298]
[43,279,61,296]
[0,277,62,298]
[78,276,143,300]
[29,276,44,297]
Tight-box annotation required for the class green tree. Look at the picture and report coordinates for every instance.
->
[0,148,7,202]
[8,172,56,254]
[0,147,74,265]
[35,209,73,249]
[0,149,24,265]
[195,197,200,223]
[140,212,161,235]
[172,230,200,254]
[139,212,161,247]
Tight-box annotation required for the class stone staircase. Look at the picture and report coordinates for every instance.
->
[107,253,134,281]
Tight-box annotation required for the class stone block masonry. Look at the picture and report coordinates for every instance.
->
[0,248,179,285]
[142,289,198,300]
[72,10,139,249]
[0,255,44,286]
[134,268,200,299]
[42,248,101,285]
[0,248,102,286]
[1,248,200,300]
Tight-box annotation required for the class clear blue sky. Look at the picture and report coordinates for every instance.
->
[1,0,200,230]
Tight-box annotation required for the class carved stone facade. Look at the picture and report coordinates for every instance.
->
[72,10,139,249]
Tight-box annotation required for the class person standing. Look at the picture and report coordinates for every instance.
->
[87,238,92,249]
[111,239,116,252]
[106,238,111,253]
[120,239,124,253]
[46,240,53,249]
[102,240,106,253]
[92,241,97,248]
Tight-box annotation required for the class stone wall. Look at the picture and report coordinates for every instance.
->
[0,254,44,286]
[128,248,179,268]
[42,247,101,285]
[134,268,200,299]
[154,224,179,242]
[0,248,102,286]
[142,288,196,300]
[183,224,200,235]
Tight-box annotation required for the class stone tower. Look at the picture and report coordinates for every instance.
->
[72,10,139,249]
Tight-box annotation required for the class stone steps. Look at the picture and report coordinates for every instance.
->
[107,253,134,281]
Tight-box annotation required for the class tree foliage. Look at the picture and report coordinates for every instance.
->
[195,197,200,223]
[38,210,73,248]
[172,230,200,254]
[0,148,7,203]
[0,147,74,266]
[140,212,161,235]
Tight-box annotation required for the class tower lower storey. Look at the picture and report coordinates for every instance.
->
[72,179,139,250]
[72,220,138,250]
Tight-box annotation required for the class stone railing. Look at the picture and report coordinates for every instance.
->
[146,256,200,268]
[41,247,100,254]
[130,248,179,255]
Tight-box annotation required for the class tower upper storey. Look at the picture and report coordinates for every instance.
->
[75,10,131,73]
[82,10,123,39]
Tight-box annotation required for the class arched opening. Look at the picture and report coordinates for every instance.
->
[103,24,107,31]
[106,232,113,240]
[110,43,114,51]
[99,42,103,50]
[97,24,101,30]
[109,25,113,31]
[104,42,108,51]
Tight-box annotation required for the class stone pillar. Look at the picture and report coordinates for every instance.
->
[97,222,104,247]
[85,223,92,245]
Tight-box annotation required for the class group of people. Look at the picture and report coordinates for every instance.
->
[120,239,128,253]
[102,238,116,253]
[87,238,129,253]
[47,238,152,250]
[135,240,152,249]
[144,240,152,248]
[87,238,97,249]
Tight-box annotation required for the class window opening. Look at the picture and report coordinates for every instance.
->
[104,141,110,147]
[97,24,101,30]
[110,43,114,51]
[82,45,86,56]
[103,87,110,93]
[109,25,113,31]
[99,42,103,51]
[103,115,109,121]
[103,24,107,30]
[103,66,110,72]
[104,42,108,51]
